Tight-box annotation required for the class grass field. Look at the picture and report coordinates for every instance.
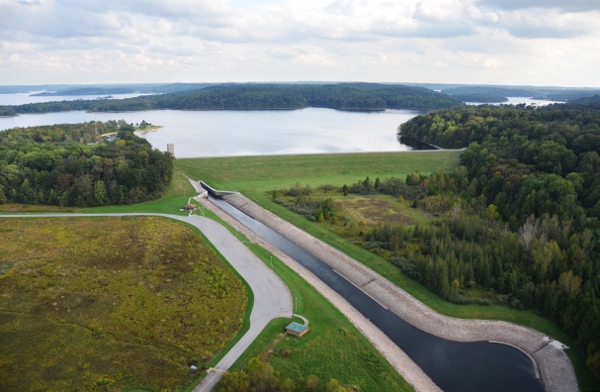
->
[175,151,461,193]
[0,217,246,392]
[175,151,597,391]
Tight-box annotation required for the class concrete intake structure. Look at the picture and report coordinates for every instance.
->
[219,192,578,392]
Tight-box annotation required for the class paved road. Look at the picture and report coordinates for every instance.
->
[0,213,293,391]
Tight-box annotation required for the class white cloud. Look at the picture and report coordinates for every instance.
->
[0,0,598,86]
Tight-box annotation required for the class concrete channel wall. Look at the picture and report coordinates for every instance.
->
[197,196,442,392]
[220,193,578,392]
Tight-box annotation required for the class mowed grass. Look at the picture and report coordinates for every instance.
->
[176,151,596,390]
[226,240,414,391]
[175,151,461,193]
[0,217,246,392]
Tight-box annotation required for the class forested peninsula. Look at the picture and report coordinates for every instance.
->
[0,83,463,116]
[396,97,600,381]
[449,93,508,103]
[0,121,174,207]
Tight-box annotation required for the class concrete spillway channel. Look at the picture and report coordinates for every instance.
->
[195,181,577,392]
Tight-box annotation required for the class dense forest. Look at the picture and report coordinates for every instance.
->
[0,121,173,207]
[395,100,600,382]
[0,83,464,116]
[448,93,508,103]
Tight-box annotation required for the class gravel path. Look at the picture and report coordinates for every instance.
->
[219,193,578,392]
[0,212,293,392]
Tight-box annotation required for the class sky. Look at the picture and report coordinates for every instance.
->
[1,0,599,87]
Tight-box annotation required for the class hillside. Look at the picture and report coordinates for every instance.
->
[0,83,464,116]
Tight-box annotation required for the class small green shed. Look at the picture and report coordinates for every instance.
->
[286,322,309,337]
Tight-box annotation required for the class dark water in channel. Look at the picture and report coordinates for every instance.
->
[211,196,544,392]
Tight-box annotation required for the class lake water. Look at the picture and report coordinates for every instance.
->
[0,93,561,158]
[0,92,152,106]
[465,97,562,106]
[0,107,424,158]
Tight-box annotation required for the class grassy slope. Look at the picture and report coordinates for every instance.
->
[175,151,461,193]
[175,151,596,391]
[217,227,414,391]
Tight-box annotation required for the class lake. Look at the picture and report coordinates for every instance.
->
[0,107,424,158]
[0,94,561,158]
[465,97,562,106]
[0,92,153,106]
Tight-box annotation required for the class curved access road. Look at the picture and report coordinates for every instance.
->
[0,213,293,392]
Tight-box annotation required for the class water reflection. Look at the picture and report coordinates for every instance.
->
[0,108,422,158]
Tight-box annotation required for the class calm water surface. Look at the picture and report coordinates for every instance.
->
[0,107,423,157]
[0,92,152,106]
[465,97,562,106]
[0,94,562,157]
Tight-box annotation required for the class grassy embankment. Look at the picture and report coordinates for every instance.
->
[0,216,246,392]
[228,241,414,391]
[175,151,596,391]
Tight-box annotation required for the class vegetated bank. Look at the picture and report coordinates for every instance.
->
[397,97,600,387]
[0,216,246,392]
[0,83,464,116]
[0,121,173,207]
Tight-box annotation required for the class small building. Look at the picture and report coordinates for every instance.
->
[286,322,309,337]
[167,143,175,156]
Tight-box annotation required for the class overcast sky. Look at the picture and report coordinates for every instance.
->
[1,0,599,87]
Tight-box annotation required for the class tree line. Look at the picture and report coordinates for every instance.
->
[219,357,356,392]
[0,121,173,207]
[0,83,464,116]
[390,100,600,382]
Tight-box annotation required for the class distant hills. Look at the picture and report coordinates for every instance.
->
[2,82,600,116]
[404,83,600,103]
[0,83,464,116]
[30,83,212,96]
[0,83,212,96]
